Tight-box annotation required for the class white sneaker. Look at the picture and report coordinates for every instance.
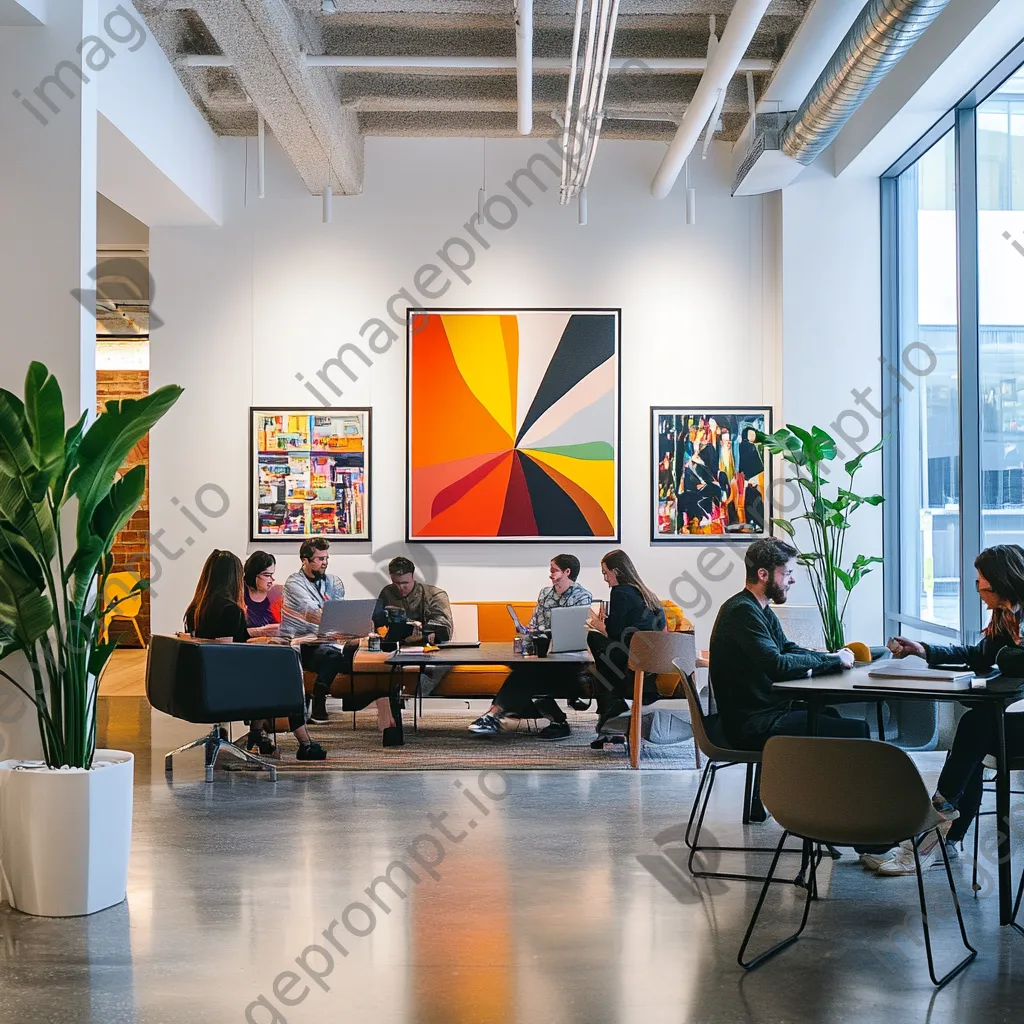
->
[876,813,958,876]
[860,850,897,871]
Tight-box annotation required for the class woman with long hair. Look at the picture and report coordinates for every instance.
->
[243,550,280,638]
[586,549,666,741]
[869,544,1024,874]
[184,549,326,762]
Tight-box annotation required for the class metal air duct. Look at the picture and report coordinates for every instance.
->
[781,0,952,166]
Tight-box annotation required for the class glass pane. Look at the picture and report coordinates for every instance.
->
[898,129,960,630]
[979,64,1024,551]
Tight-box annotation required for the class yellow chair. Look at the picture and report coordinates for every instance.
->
[101,572,146,647]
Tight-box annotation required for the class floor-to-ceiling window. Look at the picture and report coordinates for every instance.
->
[883,45,1024,644]
[978,66,1024,550]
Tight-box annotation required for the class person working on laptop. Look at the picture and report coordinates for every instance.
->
[372,556,453,644]
[280,537,347,725]
[709,537,859,751]
[185,549,326,761]
[469,555,593,739]
[586,549,666,742]
[865,544,1024,875]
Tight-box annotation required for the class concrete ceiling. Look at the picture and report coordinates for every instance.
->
[134,0,815,194]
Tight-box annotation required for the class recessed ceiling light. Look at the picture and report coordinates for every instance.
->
[321,0,339,12]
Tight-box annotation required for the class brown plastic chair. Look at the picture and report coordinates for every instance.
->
[674,660,803,883]
[625,631,697,769]
[739,736,977,988]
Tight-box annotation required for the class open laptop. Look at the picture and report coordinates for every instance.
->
[549,606,591,653]
[319,599,376,637]
[506,604,529,635]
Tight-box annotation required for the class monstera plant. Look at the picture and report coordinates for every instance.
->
[756,424,884,652]
[0,362,181,769]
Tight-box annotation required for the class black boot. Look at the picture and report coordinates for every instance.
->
[309,685,330,725]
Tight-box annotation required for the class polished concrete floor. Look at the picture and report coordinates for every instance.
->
[0,698,1021,1023]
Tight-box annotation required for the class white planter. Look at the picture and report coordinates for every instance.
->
[0,749,134,917]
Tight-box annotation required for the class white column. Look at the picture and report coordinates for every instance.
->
[0,0,98,760]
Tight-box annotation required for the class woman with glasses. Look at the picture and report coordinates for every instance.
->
[243,551,280,638]
[869,544,1024,875]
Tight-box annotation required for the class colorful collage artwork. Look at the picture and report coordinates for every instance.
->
[652,408,771,542]
[251,409,370,541]
[407,310,620,542]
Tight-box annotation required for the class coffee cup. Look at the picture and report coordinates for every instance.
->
[532,633,551,658]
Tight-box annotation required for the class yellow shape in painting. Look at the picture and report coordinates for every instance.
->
[521,449,615,525]
[442,314,515,440]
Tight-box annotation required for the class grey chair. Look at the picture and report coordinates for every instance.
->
[146,635,306,783]
[625,631,698,769]
[738,736,977,988]
[675,659,803,883]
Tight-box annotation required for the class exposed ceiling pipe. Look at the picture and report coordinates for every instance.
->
[180,54,774,72]
[650,0,773,199]
[700,16,727,161]
[560,0,621,203]
[515,0,533,135]
[781,0,952,166]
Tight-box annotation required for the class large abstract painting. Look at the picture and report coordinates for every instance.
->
[251,408,370,541]
[408,309,620,541]
[651,408,771,542]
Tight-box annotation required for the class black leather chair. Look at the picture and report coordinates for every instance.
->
[146,635,305,783]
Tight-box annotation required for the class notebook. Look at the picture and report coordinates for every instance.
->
[860,664,973,690]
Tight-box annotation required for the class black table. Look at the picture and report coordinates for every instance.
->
[773,669,1024,926]
[384,642,593,743]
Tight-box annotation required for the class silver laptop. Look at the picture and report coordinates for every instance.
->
[319,599,376,637]
[549,606,591,653]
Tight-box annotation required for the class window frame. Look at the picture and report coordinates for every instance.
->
[881,37,1024,644]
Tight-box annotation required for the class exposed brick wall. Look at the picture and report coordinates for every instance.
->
[97,370,150,646]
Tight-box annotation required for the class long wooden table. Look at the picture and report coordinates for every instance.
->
[774,666,1024,928]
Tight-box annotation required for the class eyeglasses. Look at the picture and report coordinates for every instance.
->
[257,571,275,580]
[975,581,995,594]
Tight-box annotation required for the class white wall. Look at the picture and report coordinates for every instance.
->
[780,162,884,644]
[150,134,783,645]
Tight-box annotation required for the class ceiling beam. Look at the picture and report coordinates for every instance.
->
[191,0,363,195]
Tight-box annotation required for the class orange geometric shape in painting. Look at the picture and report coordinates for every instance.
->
[417,451,515,538]
[500,315,519,430]
[410,314,513,469]
[410,450,511,535]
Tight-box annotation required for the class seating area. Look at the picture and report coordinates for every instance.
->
[5,2,1024,1021]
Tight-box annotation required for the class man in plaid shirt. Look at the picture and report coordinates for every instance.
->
[528,555,594,631]
[469,555,593,739]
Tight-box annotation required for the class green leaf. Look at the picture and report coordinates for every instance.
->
[91,464,146,550]
[798,552,822,563]
[54,410,88,508]
[772,517,796,538]
[786,424,814,449]
[0,390,32,481]
[844,438,884,476]
[860,494,884,506]
[834,566,854,591]
[88,639,118,680]
[0,570,53,647]
[23,362,66,483]
[72,385,182,545]
[0,522,47,592]
[810,426,838,460]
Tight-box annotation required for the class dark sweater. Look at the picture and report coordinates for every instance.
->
[709,589,843,747]
[605,584,666,645]
[925,631,1024,676]
[185,599,249,644]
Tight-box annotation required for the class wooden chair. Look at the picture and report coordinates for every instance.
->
[101,571,146,647]
[626,631,698,769]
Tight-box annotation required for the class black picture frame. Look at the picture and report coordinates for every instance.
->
[406,307,621,543]
[650,406,773,543]
[250,406,372,543]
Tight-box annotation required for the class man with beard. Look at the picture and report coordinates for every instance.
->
[709,538,860,751]
[281,537,348,724]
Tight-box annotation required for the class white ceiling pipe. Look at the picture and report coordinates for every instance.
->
[650,0,773,199]
[181,54,774,72]
[515,0,533,135]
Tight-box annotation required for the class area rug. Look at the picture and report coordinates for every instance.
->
[225,706,698,772]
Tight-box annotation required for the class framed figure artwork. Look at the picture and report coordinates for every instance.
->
[651,407,771,542]
[251,408,371,541]
[407,309,620,542]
